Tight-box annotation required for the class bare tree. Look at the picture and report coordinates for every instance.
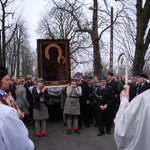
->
[113,0,150,74]
[7,19,37,78]
[37,5,92,71]
[6,38,17,76]
[39,0,123,76]
[133,0,150,73]
[49,0,102,76]
[21,46,36,76]
[0,0,17,66]
[113,0,136,72]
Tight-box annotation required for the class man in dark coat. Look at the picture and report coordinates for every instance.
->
[24,75,35,125]
[95,76,115,136]
[106,72,119,120]
[137,73,150,95]
[86,76,94,124]
[129,73,139,101]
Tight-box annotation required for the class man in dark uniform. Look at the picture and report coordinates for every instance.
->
[129,73,139,101]
[85,76,94,125]
[95,76,115,136]
[106,72,119,120]
[137,73,150,95]
[73,72,90,128]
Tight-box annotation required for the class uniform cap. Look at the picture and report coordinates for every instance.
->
[86,76,92,80]
[73,72,83,77]
[132,73,140,77]
[138,73,148,79]
[82,75,87,79]
[107,72,114,76]
[99,76,107,81]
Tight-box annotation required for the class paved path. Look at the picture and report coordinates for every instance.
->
[29,121,117,150]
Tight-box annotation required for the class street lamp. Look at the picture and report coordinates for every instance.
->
[0,30,1,64]
[89,6,114,72]
[89,6,97,10]
[110,7,113,73]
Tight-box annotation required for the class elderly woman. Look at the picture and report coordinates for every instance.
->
[16,78,29,127]
[32,78,49,138]
[64,78,82,135]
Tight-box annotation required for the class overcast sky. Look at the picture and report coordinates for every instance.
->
[23,0,114,51]
[22,0,114,73]
[23,0,48,50]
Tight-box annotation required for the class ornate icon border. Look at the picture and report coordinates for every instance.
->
[37,39,71,86]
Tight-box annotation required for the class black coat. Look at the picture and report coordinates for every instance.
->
[87,83,93,103]
[137,82,150,95]
[107,80,119,95]
[78,80,89,105]
[32,87,49,109]
[118,81,125,94]
[95,86,115,110]
[5,84,16,100]
[129,82,138,101]
[24,82,34,107]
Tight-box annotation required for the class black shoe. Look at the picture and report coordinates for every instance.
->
[36,135,40,139]
[94,124,98,127]
[85,124,90,128]
[74,130,80,134]
[28,121,32,126]
[97,132,105,136]
[111,123,114,128]
[90,122,94,125]
[42,134,46,138]
[67,130,71,135]
[106,131,111,134]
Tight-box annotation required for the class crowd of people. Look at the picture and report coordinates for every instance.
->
[1,64,150,149]
[4,70,150,136]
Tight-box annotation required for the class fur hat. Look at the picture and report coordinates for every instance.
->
[0,65,8,81]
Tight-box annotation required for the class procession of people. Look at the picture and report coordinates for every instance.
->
[0,64,150,149]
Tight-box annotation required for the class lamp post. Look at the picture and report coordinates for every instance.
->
[0,30,1,65]
[110,7,113,72]
[89,6,114,73]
